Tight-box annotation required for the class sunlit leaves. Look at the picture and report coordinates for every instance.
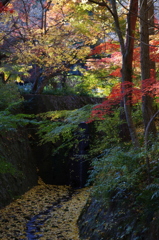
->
[37,105,93,147]
[0,2,14,13]
[0,0,104,89]
[109,68,122,77]
[0,82,22,110]
[87,81,143,122]
[89,42,120,56]
[0,180,90,239]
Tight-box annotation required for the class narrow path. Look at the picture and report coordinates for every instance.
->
[0,179,89,240]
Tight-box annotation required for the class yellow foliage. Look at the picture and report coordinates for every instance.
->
[0,178,90,239]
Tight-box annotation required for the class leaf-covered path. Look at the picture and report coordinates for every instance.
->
[0,179,90,239]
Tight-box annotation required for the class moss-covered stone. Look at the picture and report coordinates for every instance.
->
[0,129,38,209]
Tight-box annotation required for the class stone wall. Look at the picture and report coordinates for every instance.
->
[0,128,38,209]
[23,94,103,114]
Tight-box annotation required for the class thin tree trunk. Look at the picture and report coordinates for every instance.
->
[121,0,139,148]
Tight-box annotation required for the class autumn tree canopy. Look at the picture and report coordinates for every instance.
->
[83,0,159,146]
[0,0,159,146]
[0,0,103,93]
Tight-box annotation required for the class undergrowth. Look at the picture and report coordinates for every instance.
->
[86,137,159,239]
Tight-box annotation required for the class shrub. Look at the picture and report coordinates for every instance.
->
[0,82,22,110]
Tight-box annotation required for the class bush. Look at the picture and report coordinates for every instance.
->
[86,137,159,238]
[0,82,22,110]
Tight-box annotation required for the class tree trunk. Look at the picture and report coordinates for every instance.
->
[35,71,61,94]
[140,0,156,134]
[31,73,42,93]
[121,0,139,148]
[35,77,48,94]
[122,54,139,148]
[148,0,157,113]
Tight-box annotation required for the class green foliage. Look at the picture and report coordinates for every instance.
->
[0,81,38,132]
[89,108,122,157]
[37,105,93,154]
[0,110,37,132]
[17,67,116,97]
[89,137,159,202]
[79,70,117,97]
[132,104,143,126]
[0,64,30,82]
[87,136,159,238]
[0,80,38,176]
[88,146,143,201]
[0,81,22,110]
[18,78,106,97]
[43,84,91,96]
